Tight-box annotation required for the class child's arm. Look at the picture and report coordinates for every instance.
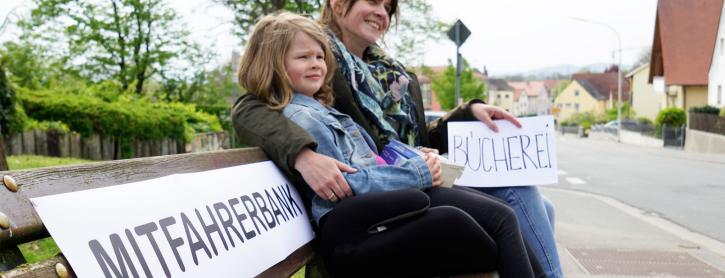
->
[286,110,434,195]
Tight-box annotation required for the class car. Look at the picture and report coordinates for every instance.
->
[604,120,653,131]
[424,110,447,123]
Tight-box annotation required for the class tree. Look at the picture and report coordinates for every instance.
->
[26,0,206,94]
[383,0,448,66]
[0,65,15,170]
[215,0,321,42]
[430,59,486,110]
[218,0,447,65]
[551,80,571,99]
[629,46,651,72]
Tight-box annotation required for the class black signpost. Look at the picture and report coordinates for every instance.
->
[447,20,470,105]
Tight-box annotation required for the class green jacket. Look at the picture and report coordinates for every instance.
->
[231,69,483,181]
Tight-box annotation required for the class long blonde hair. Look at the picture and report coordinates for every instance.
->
[238,12,336,110]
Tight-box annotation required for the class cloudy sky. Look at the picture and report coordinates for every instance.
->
[1,0,658,75]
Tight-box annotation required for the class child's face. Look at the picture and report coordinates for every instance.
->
[285,32,327,97]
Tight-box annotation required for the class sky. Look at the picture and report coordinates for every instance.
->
[1,0,658,75]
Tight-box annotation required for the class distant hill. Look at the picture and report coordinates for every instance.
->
[493,63,627,81]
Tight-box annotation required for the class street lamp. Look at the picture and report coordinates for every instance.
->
[569,17,622,142]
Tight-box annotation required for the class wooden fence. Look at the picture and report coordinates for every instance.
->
[2,130,230,160]
[689,112,725,136]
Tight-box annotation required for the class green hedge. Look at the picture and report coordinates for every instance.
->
[655,108,686,127]
[689,105,720,115]
[18,89,221,142]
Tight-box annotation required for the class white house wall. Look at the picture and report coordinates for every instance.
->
[709,3,725,107]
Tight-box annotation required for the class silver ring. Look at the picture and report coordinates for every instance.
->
[329,193,337,200]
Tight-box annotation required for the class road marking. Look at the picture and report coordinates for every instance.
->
[566,177,586,185]
[545,188,725,259]
[558,170,568,175]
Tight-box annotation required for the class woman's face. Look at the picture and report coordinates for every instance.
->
[335,0,391,50]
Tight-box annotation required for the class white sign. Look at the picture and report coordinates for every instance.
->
[447,116,558,187]
[31,162,314,278]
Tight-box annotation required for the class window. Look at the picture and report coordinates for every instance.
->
[558,103,562,109]
[575,103,580,112]
[497,94,501,99]
[505,94,510,99]
[719,85,722,106]
[566,103,572,108]
[575,90,580,96]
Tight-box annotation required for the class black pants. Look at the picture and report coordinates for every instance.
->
[318,187,544,278]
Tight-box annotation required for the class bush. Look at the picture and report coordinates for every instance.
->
[636,117,654,126]
[721,107,725,117]
[17,89,221,142]
[689,105,720,115]
[655,108,686,127]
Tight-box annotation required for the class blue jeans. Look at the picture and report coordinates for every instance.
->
[475,186,563,278]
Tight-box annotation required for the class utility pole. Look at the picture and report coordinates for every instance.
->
[570,17,623,142]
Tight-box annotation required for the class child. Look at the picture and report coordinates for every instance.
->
[237,12,541,278]
[238,12,439,223]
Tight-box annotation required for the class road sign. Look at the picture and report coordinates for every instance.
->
[447,19,471,105]
[447,20,471,47]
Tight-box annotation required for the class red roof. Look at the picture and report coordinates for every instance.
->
[572,71,630,101]
[649,0,723,85]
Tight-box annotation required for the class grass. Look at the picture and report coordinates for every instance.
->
[18,238,62,263]
[6,155,92,262]
[7,155,93,170]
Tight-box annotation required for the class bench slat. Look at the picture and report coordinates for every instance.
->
[0,255,76,278]
[258,242,316,278]
[0,148,268,247]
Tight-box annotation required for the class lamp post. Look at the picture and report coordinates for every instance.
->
[570,17,622,142]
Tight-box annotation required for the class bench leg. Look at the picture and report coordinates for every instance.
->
[0,246,26,271]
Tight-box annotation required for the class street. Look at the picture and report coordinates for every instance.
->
[553,135,725,243]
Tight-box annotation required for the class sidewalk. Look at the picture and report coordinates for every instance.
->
[543,187,725,278]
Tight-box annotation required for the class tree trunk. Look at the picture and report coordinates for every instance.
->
[0,128,9,171]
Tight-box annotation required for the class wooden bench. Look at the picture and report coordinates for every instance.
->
[0,148,321,278]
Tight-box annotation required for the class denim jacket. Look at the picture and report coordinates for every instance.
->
[283,93,433,223]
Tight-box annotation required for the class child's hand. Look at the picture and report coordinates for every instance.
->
[423,152,443,187]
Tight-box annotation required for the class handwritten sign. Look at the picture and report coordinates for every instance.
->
[447,116,558,187]
[31,162,314,278]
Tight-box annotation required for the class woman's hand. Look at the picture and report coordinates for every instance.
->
[294,148,357,202]
[423,152,443,187]
[470,103,523,132]
[417,147,439,155]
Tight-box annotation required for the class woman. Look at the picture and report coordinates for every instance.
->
[232,0,561,277]
[237,12,542,277]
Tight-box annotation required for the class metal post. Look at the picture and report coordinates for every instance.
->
[455,23,462,106]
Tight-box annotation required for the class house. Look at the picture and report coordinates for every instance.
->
[414,72,443,111]
[486,78,515,112]
[554,67,630,122]
[649,0,724,110]
[508,81,553,117]
[627,64,662,121]
[710,2,725,107]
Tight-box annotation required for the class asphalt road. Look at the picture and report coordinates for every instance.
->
[553,135,725,243]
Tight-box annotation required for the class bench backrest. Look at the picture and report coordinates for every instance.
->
[0,148,314,277]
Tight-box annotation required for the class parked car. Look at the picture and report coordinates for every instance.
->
[424,110,447,123]
[604,120,654,132]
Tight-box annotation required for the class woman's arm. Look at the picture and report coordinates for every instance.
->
[231,94,355,200]
[287,110,435,196]
[427,100,521,153]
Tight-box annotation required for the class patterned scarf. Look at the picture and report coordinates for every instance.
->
[327,31,419,145]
